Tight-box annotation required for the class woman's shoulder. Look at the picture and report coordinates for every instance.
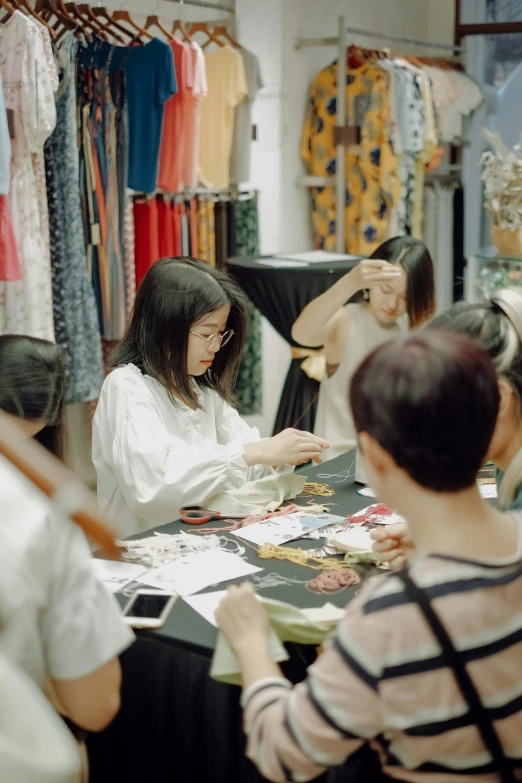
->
[101,364,152,399]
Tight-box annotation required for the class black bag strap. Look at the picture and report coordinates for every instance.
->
[396,570,516,783]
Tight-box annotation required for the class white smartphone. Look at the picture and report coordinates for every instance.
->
[122,590,178,629]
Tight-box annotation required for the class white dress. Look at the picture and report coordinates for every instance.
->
[314,303,405,462]
[0,11,57,340]
[92,364,292,537]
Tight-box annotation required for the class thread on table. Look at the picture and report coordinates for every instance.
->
[252,572,309,590]
[301,482,335,497]
[317,456,356,484]
[257,542,357,572]
[348,504,393,525]
[193,504,302,536]
[306,570,360,595]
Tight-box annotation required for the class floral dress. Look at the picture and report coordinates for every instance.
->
[0,11,57,339]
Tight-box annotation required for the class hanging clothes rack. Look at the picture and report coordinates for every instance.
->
[295,16,465,253]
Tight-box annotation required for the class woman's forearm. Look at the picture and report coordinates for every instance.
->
[234,634,284,691]
[291,267,362,347]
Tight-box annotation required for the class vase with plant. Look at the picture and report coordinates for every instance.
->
[481,129,522,257]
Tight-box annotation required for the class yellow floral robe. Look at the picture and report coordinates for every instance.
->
[301,61,400,256]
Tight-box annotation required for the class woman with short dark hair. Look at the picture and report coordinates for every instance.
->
[292,236,435,462]
[93,257,329,537]
[216,331,522,783]
[0,335,66,460]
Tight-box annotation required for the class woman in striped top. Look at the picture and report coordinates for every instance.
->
[216,330,522,783]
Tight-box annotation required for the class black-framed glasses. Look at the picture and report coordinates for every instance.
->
[189,330,235,352]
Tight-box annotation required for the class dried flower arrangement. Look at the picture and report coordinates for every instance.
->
[481,130,522,231]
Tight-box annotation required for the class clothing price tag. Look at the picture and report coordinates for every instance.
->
[252,124,257,141]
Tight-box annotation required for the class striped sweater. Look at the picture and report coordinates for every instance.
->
[242,520,522,782]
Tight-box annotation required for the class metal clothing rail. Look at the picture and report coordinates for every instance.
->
[295,16,464,253]
[162,0,235,14]
[295,25,464,52]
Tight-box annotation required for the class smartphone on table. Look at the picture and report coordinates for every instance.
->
[122,590,178,629]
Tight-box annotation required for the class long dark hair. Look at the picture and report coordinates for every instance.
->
[366,236,436,328]
[0,335,66,460]
[111,257,250,407]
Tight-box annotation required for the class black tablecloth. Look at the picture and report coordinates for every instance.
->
[228,255,358,434]
[87,452,369,783]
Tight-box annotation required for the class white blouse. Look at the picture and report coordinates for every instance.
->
[0,456,134,690]
[92,364,291,538]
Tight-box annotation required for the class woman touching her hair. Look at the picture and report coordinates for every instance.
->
[0,335,66,460]
[373,288,522,570]
[93,258,329,538]
[292,236,435,462]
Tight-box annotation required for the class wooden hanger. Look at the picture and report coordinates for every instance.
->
[145,14,171,40]
[190,22,224,48]
[35,0,84,40]
[172,17,192,43]
[112,9,153,40]
[78,3,123,43]
[65,2,104,38]
[0,412,118,556]
[10,0,56,37]
[0,0,14,22]
[91,6,134,41]
[211,25,241,48]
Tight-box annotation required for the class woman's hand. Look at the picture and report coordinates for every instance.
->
[371,523,415,571]
[244,429,330,468]
[215,583,270,653]
[354,259,402,292]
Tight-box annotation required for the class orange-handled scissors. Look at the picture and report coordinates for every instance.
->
[179,505,245,525]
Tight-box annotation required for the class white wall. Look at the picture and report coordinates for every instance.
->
[238,0,455,436]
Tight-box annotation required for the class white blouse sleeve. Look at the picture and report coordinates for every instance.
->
[110,386,289,526]
[214,396,294,483]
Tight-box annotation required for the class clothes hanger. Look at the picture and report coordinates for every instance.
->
[145,14,171,40]
[171,18,192,43]
[112,9,153,41]
[211,25,241,48]
[65,2,105,39]
[78,3,123,43]
[36,0,86,41]
[11,0,57,37]
[0,0,14,23]
[190,22,224,48]
[91,6,134,41]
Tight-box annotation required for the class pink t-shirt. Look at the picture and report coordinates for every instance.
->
[182,42,208,189]
[157,38,193,194]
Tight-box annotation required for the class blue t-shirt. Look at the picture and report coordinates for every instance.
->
[84,39,177,193]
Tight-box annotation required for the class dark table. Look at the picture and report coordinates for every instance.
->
[228,255,359,434]
[87,452,370,783]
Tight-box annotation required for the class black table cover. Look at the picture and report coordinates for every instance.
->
[86,452,371,783]
[228,255,358,434]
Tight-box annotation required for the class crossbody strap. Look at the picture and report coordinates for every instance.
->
[396,570,517,783]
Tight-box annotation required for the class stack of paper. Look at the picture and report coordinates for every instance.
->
[234,512,346,547]
[136,550,261,597]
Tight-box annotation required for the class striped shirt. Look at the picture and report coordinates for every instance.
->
[242,515,522,782]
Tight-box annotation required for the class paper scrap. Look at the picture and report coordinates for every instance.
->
[257,259,310,269]
[275,251,360,264]
[235,512,346,547]
[92,559,148,593]
[479,483,497,499]
[137,550,262,597]
[183,590,227,626]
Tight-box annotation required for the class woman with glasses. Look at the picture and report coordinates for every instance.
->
[93,257,329,537]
